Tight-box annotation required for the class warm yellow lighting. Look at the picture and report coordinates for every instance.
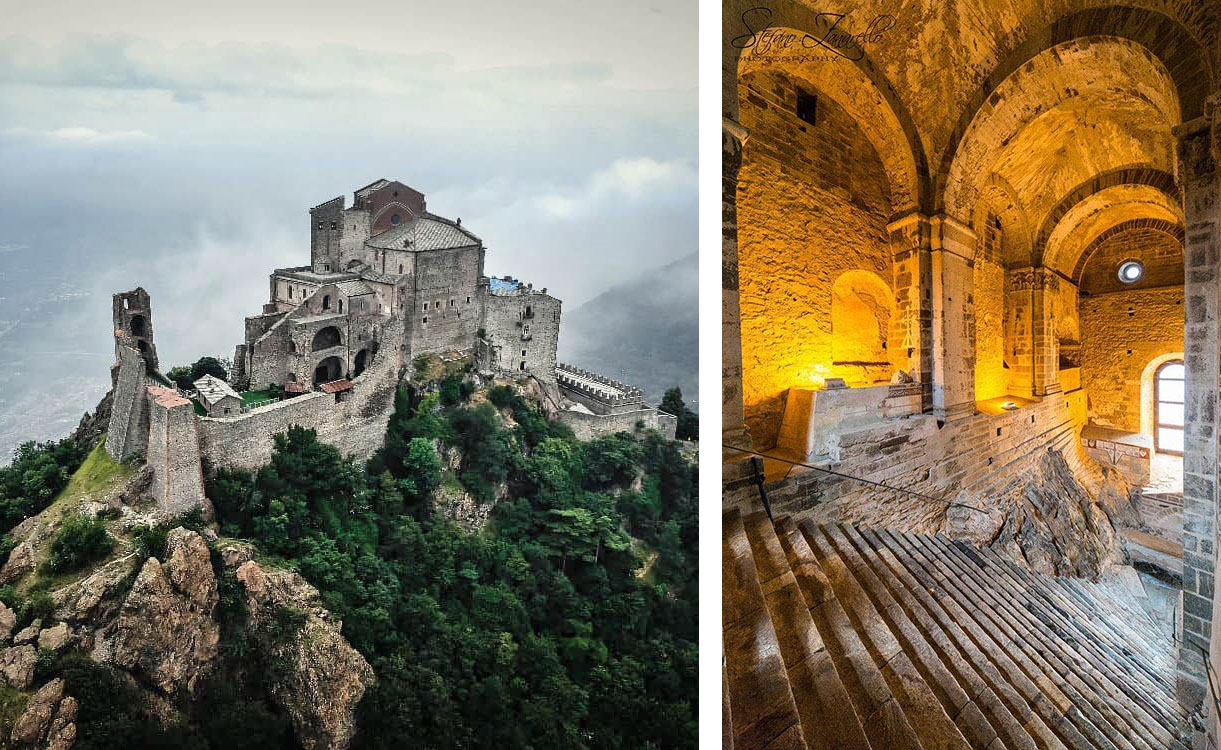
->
[1002,401,1018,411]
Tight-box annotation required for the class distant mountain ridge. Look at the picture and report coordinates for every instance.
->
[557,252,698,410]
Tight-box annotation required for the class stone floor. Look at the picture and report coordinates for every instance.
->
[723,509,1185,750]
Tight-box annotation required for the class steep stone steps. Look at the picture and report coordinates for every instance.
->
[722,510,1185,750]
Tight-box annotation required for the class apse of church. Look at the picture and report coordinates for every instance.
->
[721,2,1218,747]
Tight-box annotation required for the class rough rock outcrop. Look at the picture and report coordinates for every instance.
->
[0,543,35,585]
[93,529,219,694]
[946,448,1125,577]
[1,645,36,689]
[234,560,374,750]
[12,678,77,750]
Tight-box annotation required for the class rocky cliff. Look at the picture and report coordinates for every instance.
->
[0,447,374,749]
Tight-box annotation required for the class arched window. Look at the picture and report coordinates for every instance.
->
[1155,360,1185,455]
[322,295,331,311]
[338,299,344,313]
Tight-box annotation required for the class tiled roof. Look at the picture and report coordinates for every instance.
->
[284,382,309,394]
[335,280,374,297]
[193,374,241,407]
[365,212,481,252]
[319,379,353,394]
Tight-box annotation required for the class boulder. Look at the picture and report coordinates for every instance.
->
[38,623,72,652]
[1,645,37,689]
[236,560,374,750]
[0,602,17,643]
[13,621,41,646]
[12,678,64,746]
[95,529,219,695]
[1,543,34,585]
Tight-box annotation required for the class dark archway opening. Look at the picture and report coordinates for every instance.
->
[314,356,343,385]
[129,314,146,336]
[353,349,369,377]
[312,326,342,351]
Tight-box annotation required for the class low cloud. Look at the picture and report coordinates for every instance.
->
[535,157,694,218]
[5,126,152,143]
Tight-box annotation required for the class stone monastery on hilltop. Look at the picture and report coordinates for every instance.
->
[104,178,676,514]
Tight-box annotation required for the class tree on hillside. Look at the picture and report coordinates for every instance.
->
[660,387,698,441]
[169,357,229,389]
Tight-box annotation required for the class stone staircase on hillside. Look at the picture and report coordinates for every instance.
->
[723,509,1185,750]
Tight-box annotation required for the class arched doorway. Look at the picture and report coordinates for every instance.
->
[314,356,343,385]
[129,314,146,336]
[312,326,341,351]
[353,349,368,377]
[1154,360,1185,455]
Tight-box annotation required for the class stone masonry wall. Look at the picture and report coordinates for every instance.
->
[724,389,1123,578]
[407,246,484,357]
[559,407,677,442]
[737,68,894,447]
[106,345,150,462]
[197,320,403,471]
[145,388,207,516]
[1080,287,1184,433]
[479,289,561,383]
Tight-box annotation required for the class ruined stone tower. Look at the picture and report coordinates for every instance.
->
[112,288,158,372]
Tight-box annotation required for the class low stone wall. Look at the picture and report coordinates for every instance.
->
[559,407,676,442]
[775,383,922,460]
[198,327,403,472]
[724,389,1130,577]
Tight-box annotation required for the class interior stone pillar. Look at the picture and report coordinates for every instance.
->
[1180,94,1220,717]
[1008,267,1061,397]
[723,118,751,453]
[887,213,934,412]
[930,215,977,420]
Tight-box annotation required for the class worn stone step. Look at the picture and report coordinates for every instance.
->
[778,518,924,747]
[811,523,1015,750]
[976,546,1177,720]
[929,536,1175,748]
[723,510,809,750]
[746,515,873,750]
[907,533,1151,750]
[857,526,1081,750]
[835,524,1041,750]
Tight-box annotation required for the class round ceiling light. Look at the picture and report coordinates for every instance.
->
[1118,260,1143,283]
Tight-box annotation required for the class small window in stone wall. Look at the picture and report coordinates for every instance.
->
[422,316,428,324]
[796,89,817,126]
[330,221,337,230]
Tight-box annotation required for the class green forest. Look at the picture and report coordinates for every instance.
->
[1,375,698,748]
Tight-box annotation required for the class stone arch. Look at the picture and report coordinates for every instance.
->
[830,270,895,385]
[1041,184,1184,277]
[1073,218,1185,286]
[313,356,343,386]
[734,22,927,213]
[1033,167,1178,266]
[972,174,1034,267]
[939,36,1183,224]
[129,314,146,337]
[1140,351,1186,437]
[935,6,1213,216]
[312,326,342,352]
[353,349,369,377]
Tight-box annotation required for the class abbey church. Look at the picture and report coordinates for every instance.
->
[720,1,1220,748]
[104,179,675,524]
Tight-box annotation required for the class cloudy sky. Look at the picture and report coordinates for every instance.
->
[0,0,696,455]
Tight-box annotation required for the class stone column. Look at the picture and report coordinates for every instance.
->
[723,119,752,453]
[887,213,934,412]
[1179,94,1220,715]
[1008,267,1062,397]
[930,215,977,420]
